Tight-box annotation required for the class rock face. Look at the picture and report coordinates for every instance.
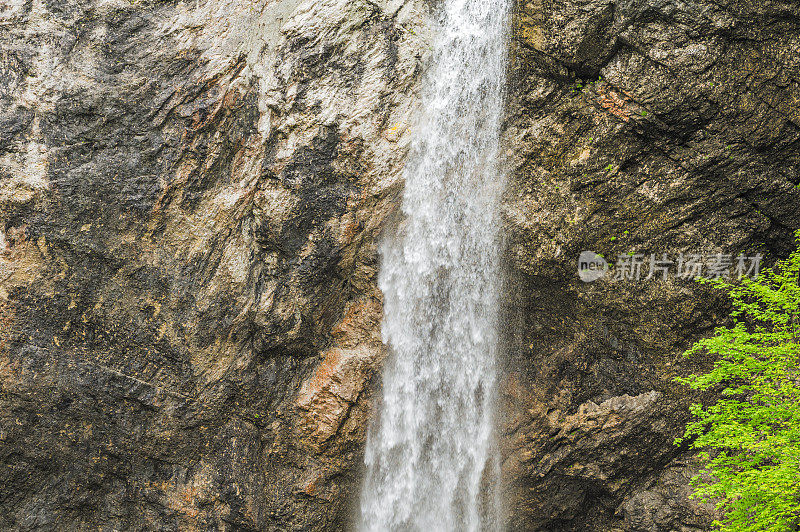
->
[0,0,428,529]
[1,0,799,531]
[502,0,800,530]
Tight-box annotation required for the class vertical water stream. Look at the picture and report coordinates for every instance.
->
[359,0,511,530]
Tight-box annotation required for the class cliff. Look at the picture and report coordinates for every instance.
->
[1,0,427,529]
[502,0,800,529]
[0,0,798,530]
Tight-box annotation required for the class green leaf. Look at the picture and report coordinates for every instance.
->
[676,231,800,531]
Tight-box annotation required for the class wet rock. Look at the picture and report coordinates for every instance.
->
[0,0,428,529]
[502,0,800,529]
[2,0,799,529]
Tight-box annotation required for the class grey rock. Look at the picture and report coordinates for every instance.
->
[0,0,429,529]
[501,0,800,529]
[1,0,799,530]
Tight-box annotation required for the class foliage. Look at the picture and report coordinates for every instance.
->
[676,232,800,532]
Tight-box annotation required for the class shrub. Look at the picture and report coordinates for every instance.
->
[677,232,800,532]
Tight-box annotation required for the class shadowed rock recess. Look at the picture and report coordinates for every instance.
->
[0,0,798,531]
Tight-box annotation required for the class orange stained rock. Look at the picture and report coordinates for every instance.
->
[297,348,345,410]
[597,86,632,122]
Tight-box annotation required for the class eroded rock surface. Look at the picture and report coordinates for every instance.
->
[502,0,800,530]
[2,0,799,530]
[0,0,428,529]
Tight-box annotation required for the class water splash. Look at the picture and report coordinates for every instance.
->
[359,0,511,530]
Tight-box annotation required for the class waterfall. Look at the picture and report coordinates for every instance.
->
[359,0,511,530]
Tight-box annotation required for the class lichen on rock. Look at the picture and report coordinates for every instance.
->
[0,0,429,529]
[1,0,799,529]
[501,0,800,529]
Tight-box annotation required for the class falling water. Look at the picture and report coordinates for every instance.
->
[359,0,511,530]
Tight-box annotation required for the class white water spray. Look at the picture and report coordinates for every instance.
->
[359,0,511,530]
